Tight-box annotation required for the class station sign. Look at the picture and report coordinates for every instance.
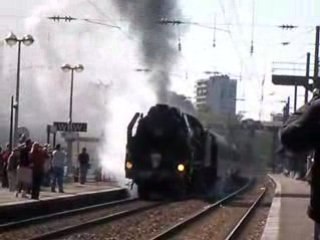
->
[53,122,88,132]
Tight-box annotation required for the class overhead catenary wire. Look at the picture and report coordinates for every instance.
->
[84,0,118,25]
[218,0,250,114]
[259,73,266,120]
[250,0,255,55]
[212,14,217,47]
[82,0,137,41]
[158,18,230,51]
[218,0,249,76]
[47,15,121,29]
[0,13,317,29]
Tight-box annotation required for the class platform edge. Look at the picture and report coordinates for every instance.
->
[260,174,281,240]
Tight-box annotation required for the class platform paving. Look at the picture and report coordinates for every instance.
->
[0,180,121,205]
[261,174,313,240]
[0,180,128,224]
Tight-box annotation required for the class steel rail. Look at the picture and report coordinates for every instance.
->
[224,187,267,240]
[149,179,253,240]
[27,201,165,240]
[0,198,138,232]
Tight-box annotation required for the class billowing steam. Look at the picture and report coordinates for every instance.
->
[17,0,159,184]
[1,0,185,186]
[113,0,182,102]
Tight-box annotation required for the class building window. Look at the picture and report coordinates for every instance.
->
[197,89,207,96]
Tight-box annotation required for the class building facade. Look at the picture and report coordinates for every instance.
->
[195,75,237,116]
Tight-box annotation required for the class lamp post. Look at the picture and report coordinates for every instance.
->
[61,64,84,175]
[5,32,34,146]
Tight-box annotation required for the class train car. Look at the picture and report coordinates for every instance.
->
[125,104,239,199]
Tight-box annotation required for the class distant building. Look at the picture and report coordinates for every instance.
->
[195,74,237,116]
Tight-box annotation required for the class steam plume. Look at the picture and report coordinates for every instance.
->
[113,0,182,102]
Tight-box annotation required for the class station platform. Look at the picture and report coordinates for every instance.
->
[0,180,120,205]
[262,174,313,240]
[0,181,128,223]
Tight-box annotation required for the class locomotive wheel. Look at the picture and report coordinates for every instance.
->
[171,179,188,200]
[138,184,150,200]
[192,169,208,195]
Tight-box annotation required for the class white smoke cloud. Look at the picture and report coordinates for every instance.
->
[18,0,157,184]
[100,79,156,184]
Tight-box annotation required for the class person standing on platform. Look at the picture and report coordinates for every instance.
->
[42,145,52,187]
[7,148,19,192]
[29,142,46,200]
[0,146,3,187]
[1,144,10,188]
[51,144,66,193]
[78,148,90,184]
[281,95,320,240]
[17,139,33,197]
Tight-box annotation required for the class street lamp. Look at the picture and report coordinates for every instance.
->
[5,32,34,146]
[61,64,84,175]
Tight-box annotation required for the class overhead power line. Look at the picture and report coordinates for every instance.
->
[47,16,76,22]
[278,24,299,30]
[158,18,230,52]
[47,15,121,29]
[158,18,229,32]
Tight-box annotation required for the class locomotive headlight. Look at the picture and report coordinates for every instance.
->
[126,161,133,169]
[177,164,185,172]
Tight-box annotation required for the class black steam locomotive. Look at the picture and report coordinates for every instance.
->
[125,104,239,199]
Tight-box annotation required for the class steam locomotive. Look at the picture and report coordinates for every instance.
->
[125,104,239,199]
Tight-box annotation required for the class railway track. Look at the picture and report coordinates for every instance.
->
[2,178,265,240]
[0,197,138,232]
[150,177,269,240]
[150,179,253,240]
[223,187,267,240]
[41,179,255,240]
[0,198,164,240]
[28,202,164,240]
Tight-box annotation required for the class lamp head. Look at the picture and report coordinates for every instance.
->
[75,64,84,73]
[61,64,72,72]
[22,34,34,46]
[5,32,18,47]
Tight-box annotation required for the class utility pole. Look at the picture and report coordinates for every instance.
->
[46,125,51,145]
[314,26,320,89]
[294,82,297,112]
[305,52,310,103]
[61,64,84,175]
[9,96,14,151]
[283,97,290,123]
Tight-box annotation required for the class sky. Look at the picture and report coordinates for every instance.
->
[177,0,320,119]
[0,0,319,121]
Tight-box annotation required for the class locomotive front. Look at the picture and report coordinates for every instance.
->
[125,105,191,197]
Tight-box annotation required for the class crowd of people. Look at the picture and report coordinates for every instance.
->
[0,138,91,200]
[280,92,320,239]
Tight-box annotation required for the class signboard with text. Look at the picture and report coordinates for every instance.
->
[53,122,88,132]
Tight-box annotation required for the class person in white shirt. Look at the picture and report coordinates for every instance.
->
[51,144,66,193]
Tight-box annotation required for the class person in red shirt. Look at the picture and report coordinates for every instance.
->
[29,142,47,200]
